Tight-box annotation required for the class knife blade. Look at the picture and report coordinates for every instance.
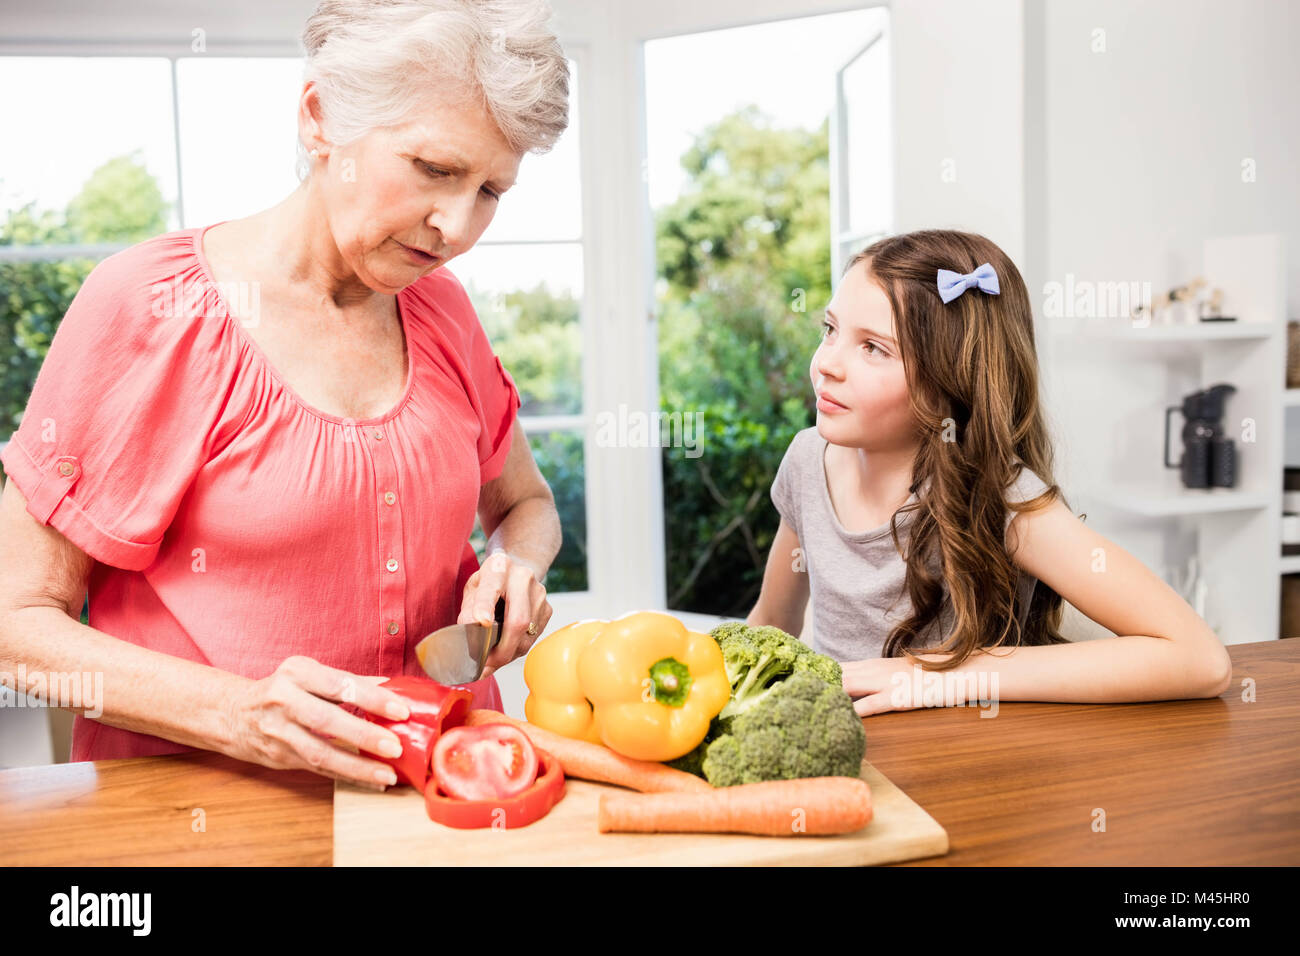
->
[414,597,506,685]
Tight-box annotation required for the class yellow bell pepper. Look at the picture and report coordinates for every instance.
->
[576,611,730,762]
[523,619,606,745]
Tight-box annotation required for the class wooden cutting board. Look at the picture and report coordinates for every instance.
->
[333,757,948,866]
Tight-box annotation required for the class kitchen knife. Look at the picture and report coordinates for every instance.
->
[414,597,506,685]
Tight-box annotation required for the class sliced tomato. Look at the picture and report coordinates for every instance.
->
[432,724,540,802]
[425,748,565,830]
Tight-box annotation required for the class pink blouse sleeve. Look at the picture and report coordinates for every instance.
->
[0,250,240,571]
[433,269,523,485]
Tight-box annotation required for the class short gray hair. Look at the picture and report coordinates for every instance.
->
[296,0,570,181]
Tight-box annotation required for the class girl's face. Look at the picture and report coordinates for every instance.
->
[811,262,917,451]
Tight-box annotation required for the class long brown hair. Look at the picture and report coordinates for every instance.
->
[845,229,1075,670]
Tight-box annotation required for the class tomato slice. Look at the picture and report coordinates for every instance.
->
[425,748,565,829]
[432,724,540,802]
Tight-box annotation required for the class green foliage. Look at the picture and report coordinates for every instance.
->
[63,153,168,243]
[0,153,170,441]
[475,284,582,417]
[466,427,587,593]
[466,283,587,591]
[526,429,587,592]
[656,108,830,614]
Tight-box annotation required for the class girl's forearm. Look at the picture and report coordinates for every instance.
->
[484,493,561,581]
[909,633,1232,704]
[0,604,247,752]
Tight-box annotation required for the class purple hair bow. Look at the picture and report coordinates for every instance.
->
[936,262,1000,304]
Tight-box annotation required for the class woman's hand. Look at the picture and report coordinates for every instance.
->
[222,655,415,790]
[842,657,927,717]
[459,549,552,678]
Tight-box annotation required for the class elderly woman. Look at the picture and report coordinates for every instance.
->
[0,0,568,790]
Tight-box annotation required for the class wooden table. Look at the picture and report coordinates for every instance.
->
[1,639,1295,866]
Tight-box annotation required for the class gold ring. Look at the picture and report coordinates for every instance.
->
[526,621,538,637]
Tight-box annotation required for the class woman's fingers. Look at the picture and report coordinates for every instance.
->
[468,552,512,626]
[486,563,533,670]
[280,678,405,761]
[460,552,551,678]
[277,654,409,722]
[228,657,417,788]
[484,561,551,673]
[266,657,406,760]
[270,714,400,790]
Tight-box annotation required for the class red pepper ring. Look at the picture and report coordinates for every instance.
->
[424,748,566,829]
[362,676,473,793]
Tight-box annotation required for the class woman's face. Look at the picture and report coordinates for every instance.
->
[811,262,918,452]
[308,88,523,293]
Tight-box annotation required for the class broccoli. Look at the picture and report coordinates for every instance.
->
[700,670,866,787]
[709,621,842,721]
[663,622,863,786]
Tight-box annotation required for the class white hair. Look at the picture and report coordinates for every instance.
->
[295,0,570,181]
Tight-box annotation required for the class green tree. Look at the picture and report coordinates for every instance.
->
[466,282,587,591]
[656,107,830,614]
[0,151,170,436]
[63,153,168,243]
[476,284,582,416]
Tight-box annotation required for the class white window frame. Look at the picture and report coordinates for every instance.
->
[831,24,893,288]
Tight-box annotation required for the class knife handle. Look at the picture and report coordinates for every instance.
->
[490,596,506,649]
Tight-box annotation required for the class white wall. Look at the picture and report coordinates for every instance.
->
[889,0,1027,265]
[1038,0,1300,578]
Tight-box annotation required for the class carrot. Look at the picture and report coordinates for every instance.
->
[462,709,713,794]
[596,776,873,836]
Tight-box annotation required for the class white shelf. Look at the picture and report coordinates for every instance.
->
[1054,319,1279,362]
[1054,233,1286,645]
[1066,321,1275,342]
[1092,482,1271,517]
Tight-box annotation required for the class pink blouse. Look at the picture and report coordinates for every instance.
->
[0,221,520,762]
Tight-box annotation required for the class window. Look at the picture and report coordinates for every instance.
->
[644,9,893,617]
[0,51,593,595]
[175,57,306,225]
[452,57,589,594]
[0,57,178,440]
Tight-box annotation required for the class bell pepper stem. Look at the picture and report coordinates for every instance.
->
[647,657,693,707]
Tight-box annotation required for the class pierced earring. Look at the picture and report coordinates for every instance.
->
[309,147,320,157]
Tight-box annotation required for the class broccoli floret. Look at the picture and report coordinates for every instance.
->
[699,670,866,787]
[707,622,842,721]
[663,623,858,784]
[666,713,733,778]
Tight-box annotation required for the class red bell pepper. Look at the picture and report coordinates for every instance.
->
[363,676,473,793]
[424,748,565,829]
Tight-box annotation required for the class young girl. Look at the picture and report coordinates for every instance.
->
[748,229,1232,717]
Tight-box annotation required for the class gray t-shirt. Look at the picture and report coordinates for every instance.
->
[770,426,1049,662]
